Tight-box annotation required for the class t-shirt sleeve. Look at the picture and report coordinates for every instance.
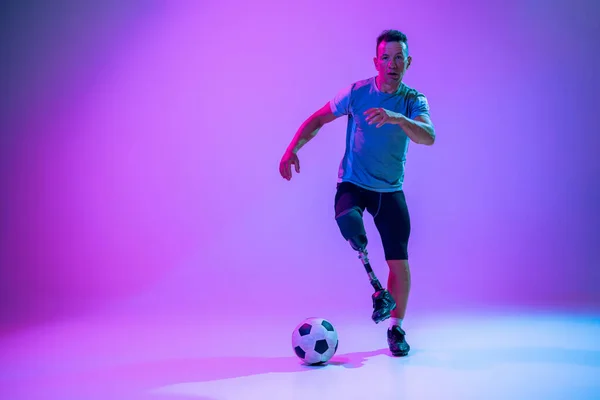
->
[409,94,431,120]
[329,84,352,117]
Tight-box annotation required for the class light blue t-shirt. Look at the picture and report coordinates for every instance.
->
[329,77,431,192]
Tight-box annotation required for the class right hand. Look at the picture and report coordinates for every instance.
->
[279,150,300,181]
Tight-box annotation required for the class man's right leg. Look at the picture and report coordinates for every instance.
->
[334,182,397,323]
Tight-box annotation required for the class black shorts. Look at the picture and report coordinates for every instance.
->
[334,181,411,260]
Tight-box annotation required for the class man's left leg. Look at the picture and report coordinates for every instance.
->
[371,190,412,356]
[387,259,411,322]
[386,259,411,356]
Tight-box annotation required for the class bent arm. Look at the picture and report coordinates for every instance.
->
[286,103,339,154]
[394,114,436,146]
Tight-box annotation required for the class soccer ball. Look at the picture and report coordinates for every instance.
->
[291,317,339,365]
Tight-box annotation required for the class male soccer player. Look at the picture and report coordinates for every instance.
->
[279,30,435,356]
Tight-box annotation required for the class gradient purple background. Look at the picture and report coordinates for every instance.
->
[1,0,599,329]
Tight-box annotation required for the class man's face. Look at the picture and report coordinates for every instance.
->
[374,41,412,84]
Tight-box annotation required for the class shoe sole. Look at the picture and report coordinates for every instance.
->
[373,314,391,323]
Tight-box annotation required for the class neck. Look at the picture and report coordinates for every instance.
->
[376,76,400,94]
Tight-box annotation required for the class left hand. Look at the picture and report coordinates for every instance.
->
[364,108,400,128]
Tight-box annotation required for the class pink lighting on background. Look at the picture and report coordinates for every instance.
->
[1,1,599,398]
[0,0,598,329]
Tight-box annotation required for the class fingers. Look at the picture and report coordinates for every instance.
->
[279,156,300,181]
[364,108,385,126]
[279,157,291,180]
[279,161,289,180]
[367,115,382,125]
[365,112,385,126]
[364,108,379,122]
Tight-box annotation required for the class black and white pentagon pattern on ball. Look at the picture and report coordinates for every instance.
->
[291,317,339,365]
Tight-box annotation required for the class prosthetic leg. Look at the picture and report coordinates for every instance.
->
[336,207,397,323]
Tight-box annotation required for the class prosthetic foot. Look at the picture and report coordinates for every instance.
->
[335,207,397,324]
[357,248,397,323]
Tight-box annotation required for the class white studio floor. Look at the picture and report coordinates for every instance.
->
[0,309,599,400]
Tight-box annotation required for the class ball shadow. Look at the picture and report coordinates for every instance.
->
[75,347,395,397]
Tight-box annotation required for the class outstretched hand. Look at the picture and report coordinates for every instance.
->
[364,108,400,128]
[279,150,300,181]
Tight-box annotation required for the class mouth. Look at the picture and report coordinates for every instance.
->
[388,72,399,79]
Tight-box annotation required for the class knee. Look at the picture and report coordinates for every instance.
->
[387,259,410,276]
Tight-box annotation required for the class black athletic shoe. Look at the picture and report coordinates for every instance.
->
[387,325,410,356]
[371,289,397,323]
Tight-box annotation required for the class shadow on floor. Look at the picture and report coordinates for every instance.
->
[73,346,600,399]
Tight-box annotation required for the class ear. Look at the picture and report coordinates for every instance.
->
[373,56,378,69]
[406,55,412,69]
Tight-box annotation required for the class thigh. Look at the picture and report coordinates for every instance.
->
[372,191,411,260]
[334,182,367,217]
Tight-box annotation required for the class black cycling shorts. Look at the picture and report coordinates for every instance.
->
[334,181,411,260]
